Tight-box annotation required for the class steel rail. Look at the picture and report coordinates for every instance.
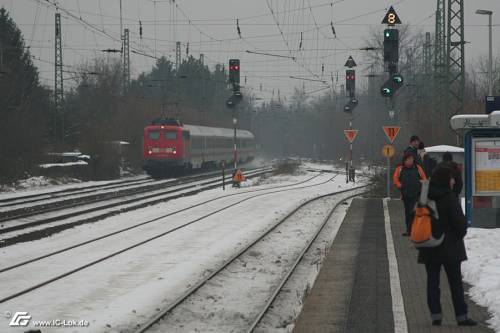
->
[246,189,369,332]
[0,167,272,236]
[0,173,336,304]
[134,182,368,333]
[0,177,152,206]
[0,167,267,222]
[0,170,320,273]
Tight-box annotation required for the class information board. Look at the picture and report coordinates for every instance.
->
[473,138,500,194]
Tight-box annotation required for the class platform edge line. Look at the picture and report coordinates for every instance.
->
[383,198,409,333]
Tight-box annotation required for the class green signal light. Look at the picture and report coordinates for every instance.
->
[381,87,392,97]
[392,74,404,85]
[385,31,390,38]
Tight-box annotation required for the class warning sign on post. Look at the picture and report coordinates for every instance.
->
[382,145,395,158]
[474,139,500,194]
[383,126,401,143]
[344,130,359,143]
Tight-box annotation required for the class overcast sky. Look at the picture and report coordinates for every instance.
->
[1,0,499,101]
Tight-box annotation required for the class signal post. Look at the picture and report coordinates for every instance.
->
[382,126,401,197]
[380,7,403,117]
[227,59,242,170]
[343,56,359,183]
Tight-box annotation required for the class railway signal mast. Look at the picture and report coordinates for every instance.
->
[343,56,358,183]
[380,6,403,117]
[227,59,243,169]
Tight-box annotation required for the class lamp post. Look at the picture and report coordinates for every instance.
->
[476,9,494,96]
[233,116,238,169]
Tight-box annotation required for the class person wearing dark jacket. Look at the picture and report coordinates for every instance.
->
[419,141,437,178]
[435,152,463,197]
[404,135,423,166]
[393,153,427,235]
[418,167,476,326]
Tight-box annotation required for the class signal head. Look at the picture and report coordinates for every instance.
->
[381,86,393,98]
[392,74,403,86]
[229,59,241,85]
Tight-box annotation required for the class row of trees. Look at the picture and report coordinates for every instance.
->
[1,6,498,182]
[0,8,51,181]
[0,8,250,182]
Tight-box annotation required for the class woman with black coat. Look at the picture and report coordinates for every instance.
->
[418,167,476,326]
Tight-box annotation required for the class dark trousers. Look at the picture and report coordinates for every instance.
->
[424,261,468,321]
[402,196,417,234]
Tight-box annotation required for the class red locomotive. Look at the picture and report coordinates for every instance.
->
[143,119,255,176]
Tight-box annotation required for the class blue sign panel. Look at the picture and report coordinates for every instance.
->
[485,96,500,114]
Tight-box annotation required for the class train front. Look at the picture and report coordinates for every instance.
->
[143,124,187,176]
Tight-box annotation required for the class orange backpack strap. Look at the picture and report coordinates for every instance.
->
[393,166,402,189]
[417,164,427,180]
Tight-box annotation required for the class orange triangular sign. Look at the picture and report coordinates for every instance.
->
[383,126,401,143]
[344,130,359,143]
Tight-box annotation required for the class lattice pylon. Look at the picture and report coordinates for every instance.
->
[434,0,447,142]
[176,41,181,71]
[54,12,64,142]
[447,0,465,130]
[123,28,130,93]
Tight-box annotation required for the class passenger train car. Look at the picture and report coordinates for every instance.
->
[143,119,255,176]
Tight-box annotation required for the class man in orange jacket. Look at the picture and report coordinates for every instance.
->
[393,152,427,236]
[232,169,245,188]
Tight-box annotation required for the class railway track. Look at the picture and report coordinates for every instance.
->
[134,185,368,333]
[0,167,266,222]
[0,176,153,208]
[0,166,274,246]
[0,172,342,306]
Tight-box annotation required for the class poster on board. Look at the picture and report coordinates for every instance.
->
[474,139,500,194]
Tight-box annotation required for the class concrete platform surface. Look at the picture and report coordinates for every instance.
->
[293,198,493,333]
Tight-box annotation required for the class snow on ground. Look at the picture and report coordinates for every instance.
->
[150,195,349,332]
[39,161,89,168]
[254,199,353,332]
[0,174,149,199]
[0,176,83,193]
[462,228,500,332]
[1,164,364,333]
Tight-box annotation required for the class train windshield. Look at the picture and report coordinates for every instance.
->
[165,131,178,140]
[148,130,160,140]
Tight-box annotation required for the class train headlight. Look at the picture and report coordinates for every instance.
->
[173,150,177,155]
[148,150,152,155]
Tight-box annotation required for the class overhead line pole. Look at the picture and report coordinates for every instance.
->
[123,28,130,93]
[54,12,64,143]
[434,0,447,143]
[447,0,465,144]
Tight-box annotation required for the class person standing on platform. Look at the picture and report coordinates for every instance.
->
[393,153,427,236]
[417,167,476,327]
[419,141,437,178]
[404,135,423,166]
[436,152,463,197]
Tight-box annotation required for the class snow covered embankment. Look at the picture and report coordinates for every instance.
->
[462,228,500,332]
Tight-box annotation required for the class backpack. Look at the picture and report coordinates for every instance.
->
[410,180,444,248]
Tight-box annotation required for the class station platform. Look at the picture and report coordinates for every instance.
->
[293,198,493,333]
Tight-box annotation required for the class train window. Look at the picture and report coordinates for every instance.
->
[165,131,178,140]
[148,130,160,140]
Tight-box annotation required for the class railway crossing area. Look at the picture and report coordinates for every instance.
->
[293,198,492,333]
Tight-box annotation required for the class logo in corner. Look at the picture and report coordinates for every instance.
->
[9,312,31,327]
